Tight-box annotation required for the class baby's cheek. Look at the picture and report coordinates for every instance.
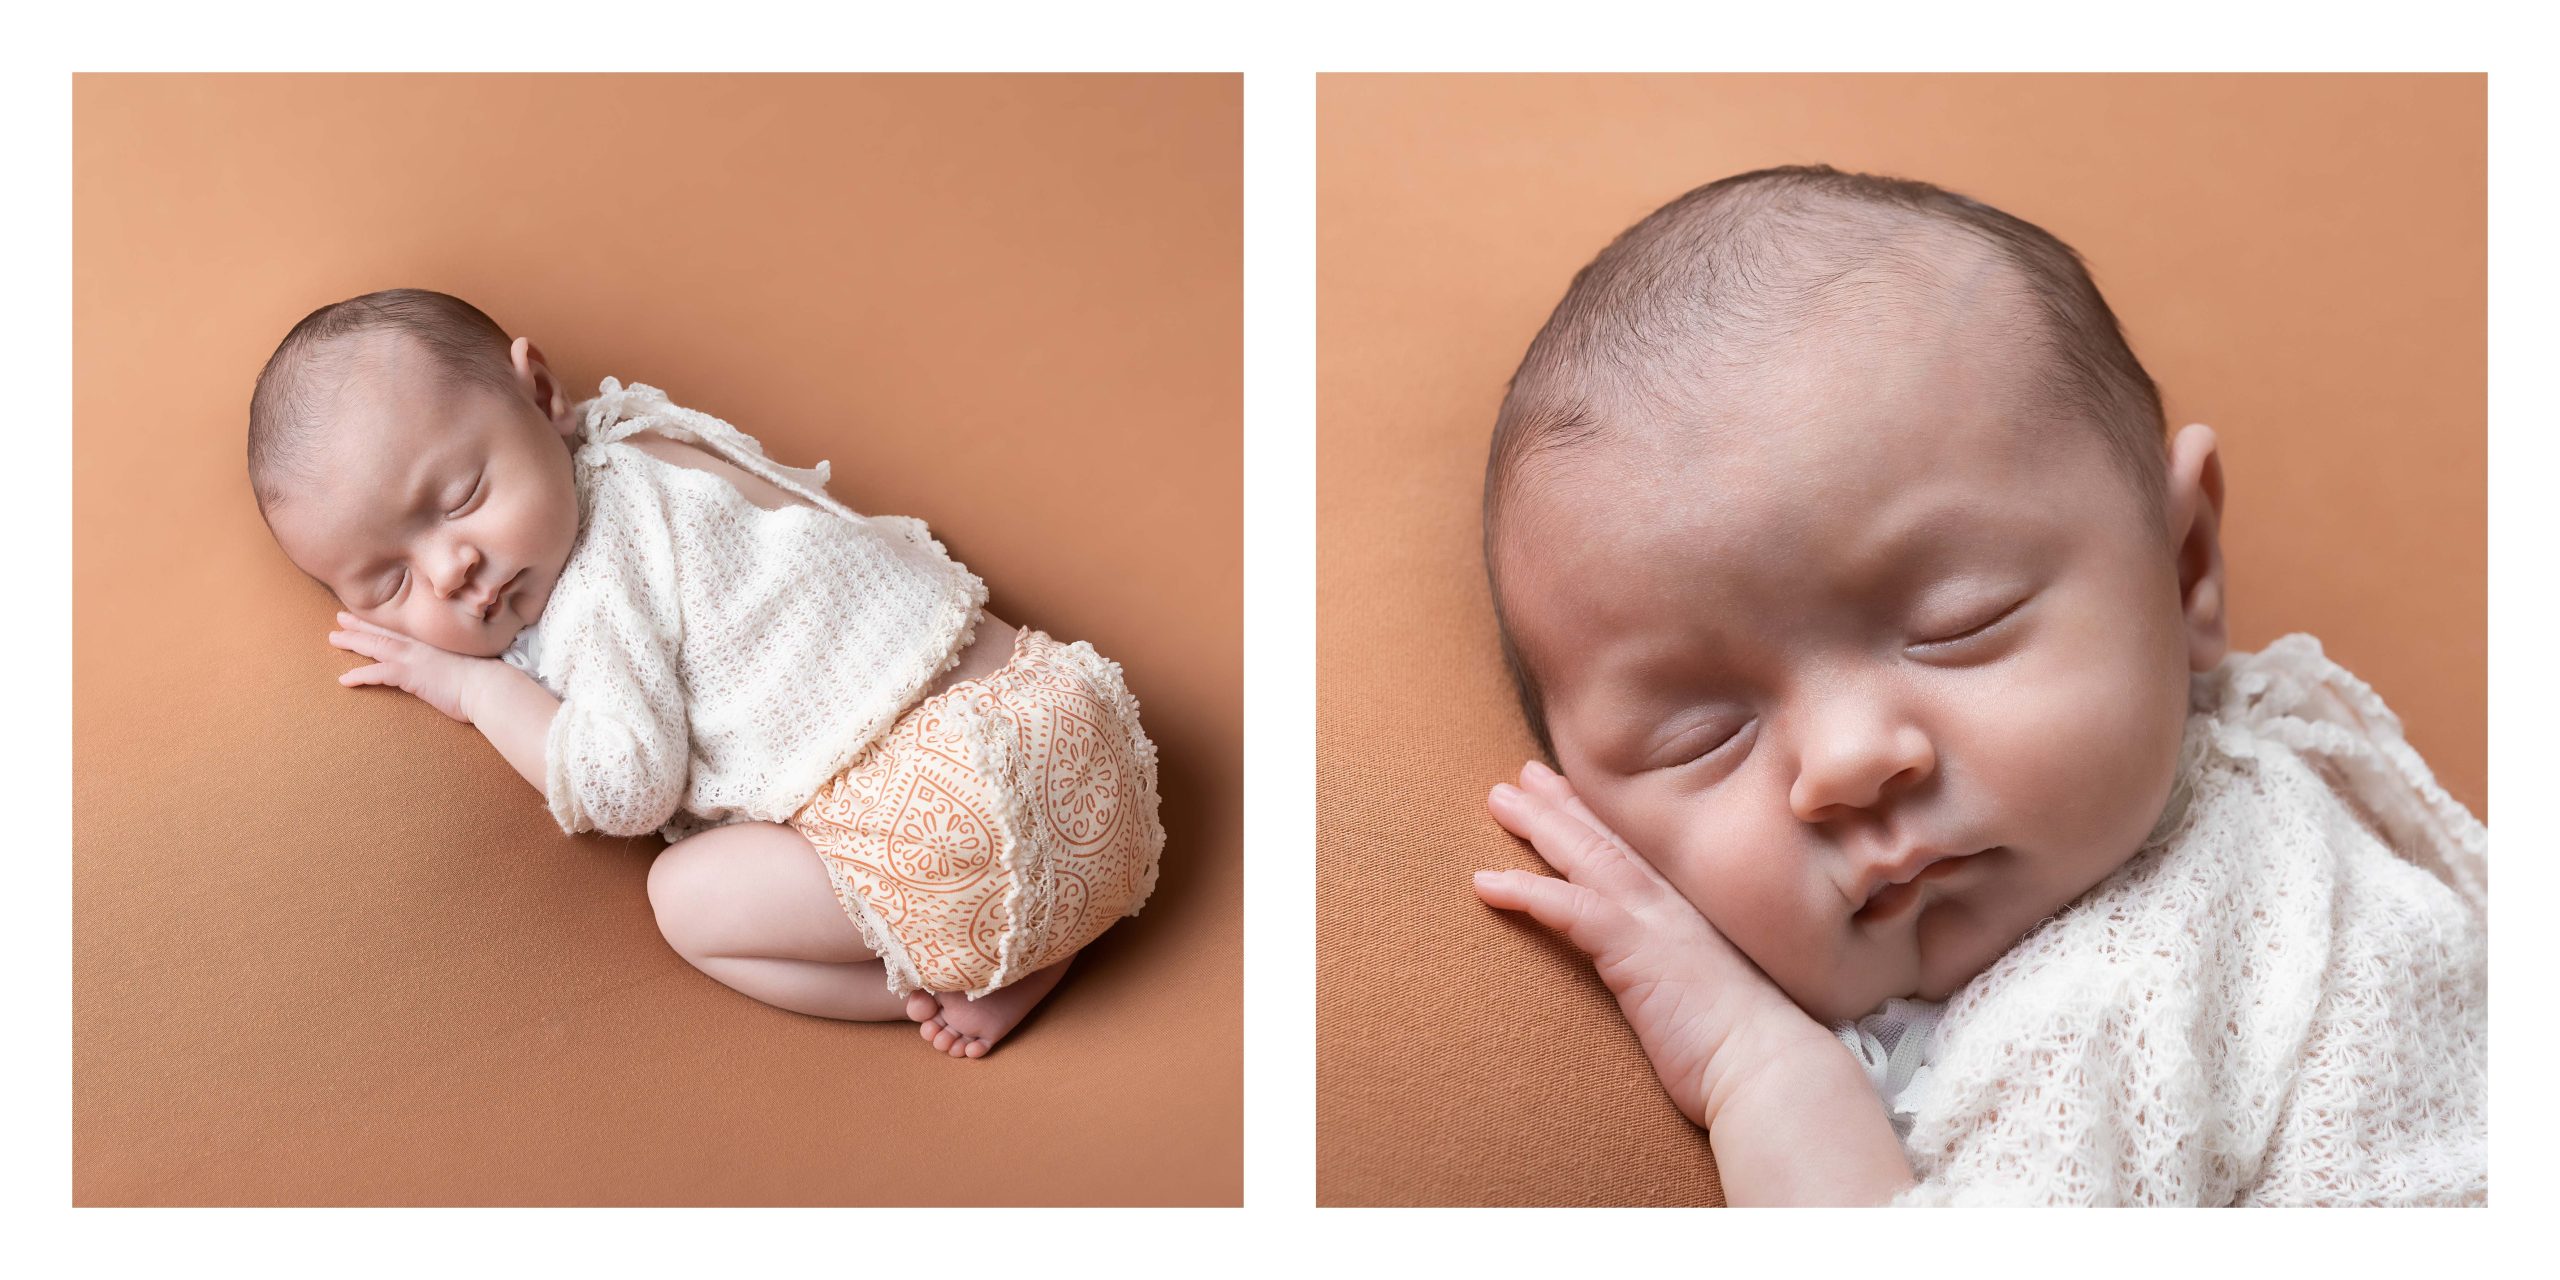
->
[1675,815,1832,980]
[1979,639,2184,869]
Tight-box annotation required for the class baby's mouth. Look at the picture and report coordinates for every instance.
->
[481,570,521,621]
[1855,848,1988,923]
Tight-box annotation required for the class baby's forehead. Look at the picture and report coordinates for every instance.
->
[1502,374,2099,619]
[280,373,491,520]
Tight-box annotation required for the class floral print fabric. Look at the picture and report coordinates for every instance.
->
[793,630,1164,998]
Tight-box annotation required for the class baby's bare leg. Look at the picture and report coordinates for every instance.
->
[646,820,907,1022]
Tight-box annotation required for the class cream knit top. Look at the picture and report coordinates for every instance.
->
[501,379,987,843]
[1861,636,2486,1206]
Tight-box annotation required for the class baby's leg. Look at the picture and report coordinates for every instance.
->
[646,820,907,1022]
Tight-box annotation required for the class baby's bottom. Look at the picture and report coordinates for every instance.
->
[793,626,1163,1002]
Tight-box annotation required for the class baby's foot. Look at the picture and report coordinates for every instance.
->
[907,957,1074,1059]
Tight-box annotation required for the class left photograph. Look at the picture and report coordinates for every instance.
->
[74,73,1241,1205]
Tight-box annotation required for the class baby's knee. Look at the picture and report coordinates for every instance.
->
[646,845,720,960]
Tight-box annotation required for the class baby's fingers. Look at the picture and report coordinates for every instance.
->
[1518,764,1650,864]
[337,662,393,688]
[334,612,413,643]
[1554,791,1682,896]
[1490,777,1655,899]
[1473,868,1634,964]
[329,628,402,661]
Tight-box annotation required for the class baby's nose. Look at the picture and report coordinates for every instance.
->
[1789,720,1937,823]
[439,549,481,597]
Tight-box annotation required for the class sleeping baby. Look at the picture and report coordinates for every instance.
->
[250,289,1163,1059]
[1470,166,2486,1204]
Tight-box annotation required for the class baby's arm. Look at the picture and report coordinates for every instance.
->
[463,661,559,795]
[332,605,689,836]
[329,612,556,796]
[1474,761,1913,1206]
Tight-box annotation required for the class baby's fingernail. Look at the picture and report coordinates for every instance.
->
[1489,783,1516,804]
[1472,870,1498,889]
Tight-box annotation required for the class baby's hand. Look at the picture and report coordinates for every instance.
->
[328,612,496,724]
[1476,760,1830,1131]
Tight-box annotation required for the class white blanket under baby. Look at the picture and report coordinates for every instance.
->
[1865,636,2485,1206]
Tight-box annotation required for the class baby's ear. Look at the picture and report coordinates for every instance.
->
[509,336,574,435]
[2163,423,2228,671]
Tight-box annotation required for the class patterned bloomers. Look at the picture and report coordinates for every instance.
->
[791,629,1164,999]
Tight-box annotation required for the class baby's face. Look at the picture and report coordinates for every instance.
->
[1499,321,2211,1024]
[265,337,582,659]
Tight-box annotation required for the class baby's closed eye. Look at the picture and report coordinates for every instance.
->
[1643,716,1756,772]
[1907,593,2032,654]
[447,473,485,517]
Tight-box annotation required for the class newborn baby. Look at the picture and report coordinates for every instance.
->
[249,289,1164,1059]
[1470,166,2486,1204]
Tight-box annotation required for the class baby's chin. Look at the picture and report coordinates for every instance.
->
[1787,924,2010,1024]
[464,578,554,657]
[458,630,519,659]
[449,611,537,659]
[1801,875,2106,1022]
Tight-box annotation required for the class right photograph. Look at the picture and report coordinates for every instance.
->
[1317,73,2486,1206]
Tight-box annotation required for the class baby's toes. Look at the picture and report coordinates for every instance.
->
[905,993,940,1024]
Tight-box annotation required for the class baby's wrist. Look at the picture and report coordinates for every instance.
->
[1696,1000,1839,1130]
[457,657,508,725]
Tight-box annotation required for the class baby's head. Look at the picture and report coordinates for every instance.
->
[1483,166,2230,1023]
[250,289,583,658]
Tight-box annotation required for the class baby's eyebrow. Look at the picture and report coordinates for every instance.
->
[1837,506,2005,596]
[395,449,447,520]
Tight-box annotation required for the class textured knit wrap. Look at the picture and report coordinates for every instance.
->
[1884,636,2486,1206]
[503,378,988,843]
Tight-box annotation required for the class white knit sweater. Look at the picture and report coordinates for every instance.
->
[502,379,988,842]
[1873,636,2486,1206]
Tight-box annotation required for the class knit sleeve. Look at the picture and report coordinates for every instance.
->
[539,468,692,838]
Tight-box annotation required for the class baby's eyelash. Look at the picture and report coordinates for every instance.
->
[1915,598,2027,648]
[448,475,484,518]
[1654,719,1753,771]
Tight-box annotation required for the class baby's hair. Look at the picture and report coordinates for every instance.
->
[1483,165,2167,760]
[247,288,520,513]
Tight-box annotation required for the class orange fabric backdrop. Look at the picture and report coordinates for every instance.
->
[1318,73,2484,1206]
[76,74,1240,1205]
